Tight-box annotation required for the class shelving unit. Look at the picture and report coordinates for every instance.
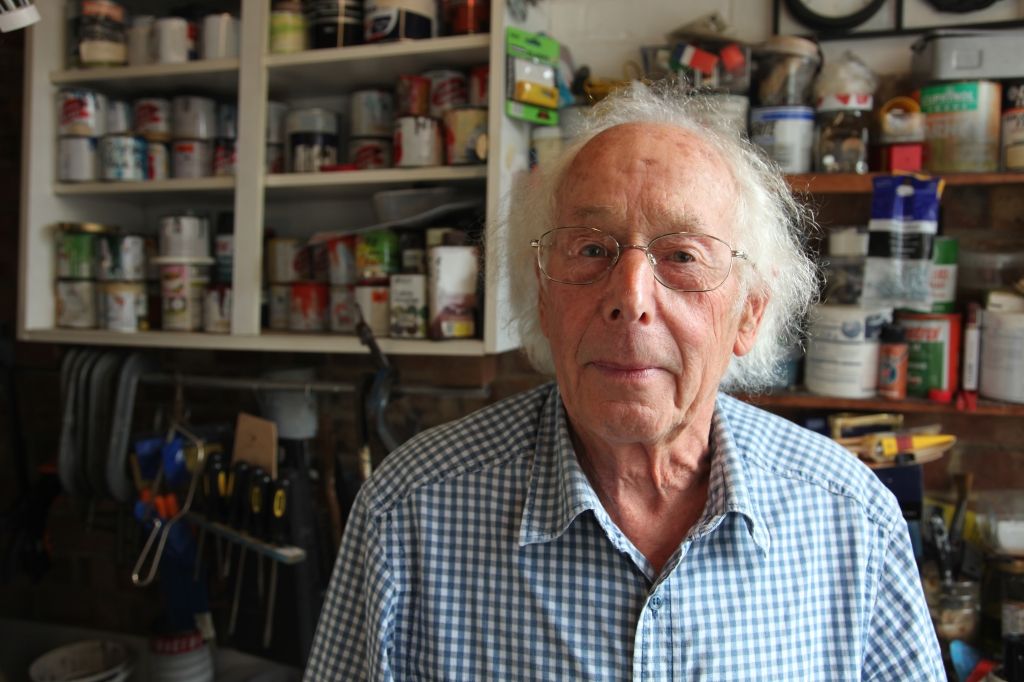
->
[738,391,1024,417]
[18,0,549,357]
[787,172,1024,194]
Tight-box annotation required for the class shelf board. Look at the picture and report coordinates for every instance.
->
[265,166,487,198]
[787,172,1024,194]
[738,390,1024,417]
[55,177,235,198]
[21,328,487,356]
[50,59,240,97]
[266,34,491,97]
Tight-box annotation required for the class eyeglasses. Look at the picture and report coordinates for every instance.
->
[530,227,748,292]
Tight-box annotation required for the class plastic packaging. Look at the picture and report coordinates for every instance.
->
[753,36,820,106]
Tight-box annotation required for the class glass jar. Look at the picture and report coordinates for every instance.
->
[814,94,872,174]
[930,579,981,643]
[270,0,308,54]
[753,35,821,107]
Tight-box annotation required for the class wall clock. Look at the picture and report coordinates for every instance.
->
[783,0,888,30]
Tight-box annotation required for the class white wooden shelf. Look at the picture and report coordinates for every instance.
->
[266,34,490,97]
[50,59,240,96]
[55,177,235,197]
[265,167,487,198]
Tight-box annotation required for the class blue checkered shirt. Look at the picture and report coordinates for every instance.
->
[305,383,944,680]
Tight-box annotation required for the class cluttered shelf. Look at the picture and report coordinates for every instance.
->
[737,390,1024,417]
[786,172,1024,195]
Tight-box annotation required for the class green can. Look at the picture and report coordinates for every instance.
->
[929,236,958,313]
[55,222,116,280]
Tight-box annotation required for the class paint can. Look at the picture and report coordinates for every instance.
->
[468,65,489,107]
[356,230,399,282]
[58,89,107,137]
[443,106,487,165]
[203,283,232,333]
[95,234,145,281]
[286,108,339,172]
[929,236,958,314]
[154,16,190,64]
[350,89,396,137]
[217,104,238,140]
[200,13,239,60]
[154,257,212,331]
[99,134,146,181]
[443,0,489,35]
[979,311,1024,404]
[393,115,442,167]
[270,1,308,54]
[354,284,390,336]
[98,281,147,332]
[127,15,154,66]
[396,74,431,116]
[133,98,172,142]
[172,96,217,140]
[389,273,427,338]
[213,139,237,176]
[364,0,435,43]
[159,213,210,258]
[750,106,814,173]
[877,324,909,400]
[288,282,328,331]
[56,222,115,279]
[74,0,127,67]
[428,245,478,339]
[105,99,131,135]
[308,0,363,48]
[266,101,287,144]
[422,69,467,119]
[895,310,962,401]
[171,139,213,178]
[58,137,99,182]
[268,284,290,330]
[266,143,286,174]
[348,137,392,169]
[146,141,169,180]
[56,279,97,329]
[1001,80,1024,171]
[326,235,358,284]
[804,304,891,399]
[329,285,357,332]
[266,238,303,283]
[214,232,234,282]
[920,80,1001,173]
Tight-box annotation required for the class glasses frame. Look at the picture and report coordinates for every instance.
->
[530,226,749,292]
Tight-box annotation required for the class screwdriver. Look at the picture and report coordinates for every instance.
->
[248,467,271,599]
[223,460,251,581]
[264,471,293,648]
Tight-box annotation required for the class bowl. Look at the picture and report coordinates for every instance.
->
[372,187,456,224]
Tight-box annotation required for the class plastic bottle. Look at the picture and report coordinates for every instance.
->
[877,323,909,400]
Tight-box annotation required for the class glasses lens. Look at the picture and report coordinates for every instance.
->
[538,228,618,284]
[648,233,733,291]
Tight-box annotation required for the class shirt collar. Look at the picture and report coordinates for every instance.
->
[518,385,771,557]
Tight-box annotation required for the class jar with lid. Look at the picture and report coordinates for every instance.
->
[752,36,821,107]
[930,579,981,643]
[982,557,1024,656]
[270,0,308,54]
[814,93,872,173]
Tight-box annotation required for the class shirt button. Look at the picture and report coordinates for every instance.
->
[650,595,663,610]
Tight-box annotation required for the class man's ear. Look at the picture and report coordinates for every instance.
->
[733,292,767,357]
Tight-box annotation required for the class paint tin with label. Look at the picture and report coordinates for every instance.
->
[804,304,892,399]
[155,257,212,331]
[896,310,961,400]
[750,106,814,173]
[364,0,435,43]
[214,139,237,176]
[58,137,99,182]
[99,134,146,181]
[389,273,427,338]
[393,116,442,167]
[154,16,190,64]
[326,235,358,284]
[56,280,98,329]
[289,282,328,331]
[56,223,115,279]
[127,15,154,66]
[105,99,132,135]
[348,137,392,169]
[214,233,234,282]
[351,89,396,137]
[172,96,217,140]
[98,281,147,332]
[443,107,487,165]
[444,0,489,35]
[308,0,363,48]
[217,104,238,140]
[96,234,145,281]
[146,141,169,180]
[357,230,399,282]
[133,98,171,142]
[329,285,357,333]
[159,214,210,258]
[396,74,431,116]
[266,238,303,283]
[172,139,213,178]
[200,13,239,60]
[58,89,107,137]
[428,245,478,339]
[204,283,232,333]
[267,101,287,144]
[921,80,1001,173]
[355,284,390,336]
[266,143,285,173]
[286,108,339,172]
[269,284,290,329]
[422,69,467,119]
[468,65,489,107]
[1002,80,1024,171]
[979,311,1024,404]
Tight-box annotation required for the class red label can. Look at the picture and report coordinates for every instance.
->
[396,74,431,117]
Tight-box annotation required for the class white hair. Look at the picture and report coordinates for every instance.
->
[497,81,819,392]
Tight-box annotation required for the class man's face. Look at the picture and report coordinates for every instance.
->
[538,123,764,449]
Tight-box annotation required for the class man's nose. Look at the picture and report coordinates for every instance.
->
[602,246,656,323]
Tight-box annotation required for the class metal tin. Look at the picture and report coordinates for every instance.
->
[290,132,339,172]
[270,2,308,54]
[133,98,171,142]
[214,138,237,176]
[444,0,489,35]
[99,134,146,181]
[58,136,99,183]
[749,105,814,174]
[348,137,392,169]
[203,283,232,333]
[389,273,427,338]
[804,304,891,399]
[895,310,962,400]
[56,223,116,279]
[98,281,147,332]
[96,233,146,281]
[921,80,1002,173]
[443,106,487,165]
[288,282,328,332]
[75,0,127,67]
[171,139,213,178]
[268,283,290,329]
[266,143,286,174]
[422,69,468,119]
[217,103,238,140]
[58,88,107,137]
[393,115,442,167]
[1002,80,1024,171]
[350,89,396,137]
[105,99,132,135]
[127,15,154,66]
[155,257,212,331]
[266,238,303,283]
[172,96,217,140]
[428,245,478,339]
[200,12,239,60]
[468,64,489,107]
[354,284,390,336]
[56,279,98,329]
[308,0,363,48]
[214,233,234,282]
[329,285,357,333]
[326,235,358,285]
[266,101,288,143]
[365,0,435,43]
[159,213,210,258]
[396,74,431,116]
[154,16,190,64]
[144,141,168,180]
[356,230,399,282]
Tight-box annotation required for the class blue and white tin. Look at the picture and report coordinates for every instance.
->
[100,134,147,181]
[750,105,814,173]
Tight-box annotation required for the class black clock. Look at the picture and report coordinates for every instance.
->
[783,0,887,31]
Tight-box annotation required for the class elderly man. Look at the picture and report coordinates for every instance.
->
[304,84,944,680]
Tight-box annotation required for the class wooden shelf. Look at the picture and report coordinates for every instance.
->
[787,172,1024,195]
[265,166,487,199]
[55,177,235,198]
[738,390,1024,417]
[50,59,240,97]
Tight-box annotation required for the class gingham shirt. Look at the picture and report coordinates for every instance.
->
[305,383,944,681]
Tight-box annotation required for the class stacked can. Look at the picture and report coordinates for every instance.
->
[54,222,116,329]
[70,0,127,68]
[57,89,107,183]
[266,101,287,174]
[265,237,328,331]
[133,96,171,180]
[306,0,363,48]
[206,212,234,333]
[356,230,399,336]
[286,108,339,173]
[154,213,213,331]
[171,96,217,178]
[325,235,358,332]
[349,89,395,169]
[214,104,238,177]
[96,231,149,332]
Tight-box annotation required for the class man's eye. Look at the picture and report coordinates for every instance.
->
[664,250,696,263]
[578,243,610,258]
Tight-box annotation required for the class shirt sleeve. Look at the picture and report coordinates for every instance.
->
[303,487,397,681]
[861,519,946,681]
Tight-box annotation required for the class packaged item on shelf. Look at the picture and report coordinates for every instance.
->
[172,96,217,141]
[896,310,961,402]
[268,284,290,330]
[442,0,489,35]
[72,0,127,67]
[749,106,814,173]
[217,104,238,140]
[213,229,234,283]
[58,89,107,137]
[821,226,867,305]
[126,15,154,66]
[326,235,358,285]
[920,80,1002,173]
[389,273,427,338]
[422,69,468,119]
[752,35,820,107]
[979,310,1024,404]
[145,141,169,180]
[428,245,479,339]
[155,257,211,331]
[398,229,425,273]
[814,94,872,174]
[270,1,308,54]
[58,136,99,183]
[98,281,147,332]
[159,213,210,259]
[203,283,232,333]
[393,115,442,167]
[1002,80,1024,171]
[329,285,357,332]
[56,279,98,328]
[288,282,329,331]
[214,139,237,176]
[99,134,146,181]
[153,16,191,64]
[804,303,891,399]
[364,0,436,43]
[348,137,392,169]
[133,98,171,142]
[444,107,488,165]
[95,234,145,281]
[354,284,390,336]
[351,89,396,137]
[200,13,239,60]
[267,101,288,144]
[357,230,399,282]
[929,236,958,314]
[266,143,285,174]
[286,107,339,172]
[105,99,131,135]
[171,140,213,178]
[56,222,116,280]
[307,0,363,48]
[468,65,489,107]
[876,323,908,400]
[266,237,304,283]
[396,74,431,116]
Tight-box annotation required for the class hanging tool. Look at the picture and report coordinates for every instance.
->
[930,509,955,585]
[263,470,294,648]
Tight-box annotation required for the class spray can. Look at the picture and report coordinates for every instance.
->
[878,323,909,400]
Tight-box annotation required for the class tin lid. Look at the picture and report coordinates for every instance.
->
[55,222,118,234]
[757,35,821,61]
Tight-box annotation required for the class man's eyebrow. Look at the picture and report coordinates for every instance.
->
[567,205,708,230]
